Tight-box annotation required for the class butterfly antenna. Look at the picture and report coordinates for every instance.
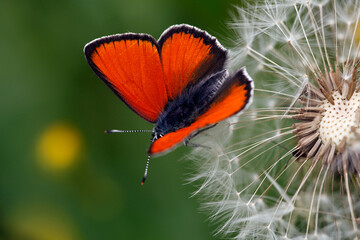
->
[105,129,152,133]
[141,154,151,185]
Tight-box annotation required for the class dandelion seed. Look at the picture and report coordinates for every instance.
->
[191,0,360,239]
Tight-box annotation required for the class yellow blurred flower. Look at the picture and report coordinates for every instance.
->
[37,122,82,172]
[8,204,80,240]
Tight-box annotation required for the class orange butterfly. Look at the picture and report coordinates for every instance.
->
[84,24,253,183]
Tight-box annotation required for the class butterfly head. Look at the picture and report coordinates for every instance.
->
[151,131,164,142]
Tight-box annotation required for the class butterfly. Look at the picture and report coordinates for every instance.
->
[84,24,253,184]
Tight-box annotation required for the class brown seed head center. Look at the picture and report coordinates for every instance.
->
[319,91,360,146]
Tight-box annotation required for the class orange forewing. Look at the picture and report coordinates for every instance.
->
[149,71,252,155]
[85,36,167,123]
[85,25,227,123]
[159,25,226,100]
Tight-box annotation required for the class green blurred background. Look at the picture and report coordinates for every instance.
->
[0,0,241,239]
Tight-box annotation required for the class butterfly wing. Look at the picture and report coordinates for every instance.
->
[84,34,167,123]
[158,24,227,100]
[148,68,253,155]
[84,25,227,122]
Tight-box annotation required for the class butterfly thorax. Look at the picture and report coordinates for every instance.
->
[154,97,200,136]
[153,70,229,138]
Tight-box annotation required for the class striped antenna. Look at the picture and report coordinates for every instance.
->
[105,129,152,133]
[141,154,151,185]
[105,129,153,184]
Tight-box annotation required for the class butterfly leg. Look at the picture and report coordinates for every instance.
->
[184,124,218,149]
[184,140,211,149]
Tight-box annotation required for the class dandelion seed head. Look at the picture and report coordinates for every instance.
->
[191,0,360,239]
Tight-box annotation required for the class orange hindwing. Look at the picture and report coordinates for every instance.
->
[149,68,253,155]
